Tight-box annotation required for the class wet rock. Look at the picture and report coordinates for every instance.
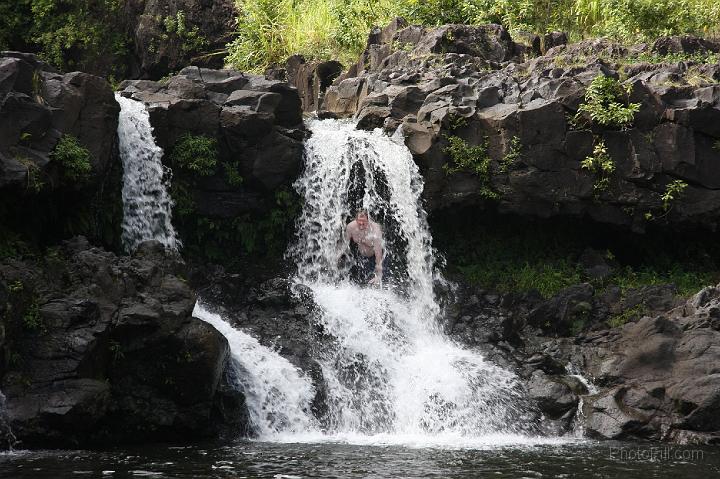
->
[316,20,720,232]
[527,370,578,419]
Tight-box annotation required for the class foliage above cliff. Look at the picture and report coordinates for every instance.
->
[0,0,129,76]
[226,0,720,71]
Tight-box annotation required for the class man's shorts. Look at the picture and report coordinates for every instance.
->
[352,254,389,283]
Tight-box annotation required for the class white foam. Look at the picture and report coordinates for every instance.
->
[116,93,179,252]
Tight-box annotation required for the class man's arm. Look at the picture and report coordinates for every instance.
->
[370,225,384,283]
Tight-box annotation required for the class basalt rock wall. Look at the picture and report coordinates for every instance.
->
[0,238,246,448]
[119,67,305,262]
[0,52,122,250]
[315,20,720,233]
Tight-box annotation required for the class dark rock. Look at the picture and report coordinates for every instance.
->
[120,67,305,257]
[125,0,238,79]
[317,20,720,232]
[0,52,122,250]
[578,248,614,280]
[286,55,343,112]
[527,284,595,336]
[652,35,720,56]
[0,239,243,448]
[543,32,568,52]
[527,370,578,419]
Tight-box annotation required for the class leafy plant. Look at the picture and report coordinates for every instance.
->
[109,340,124,362]
[224,161,244,186]
[160,10,208,54]
[645,179,689,221]
[51,134,92,181]
[22,298,42,331]
[15,154,44,192]
[608,303,646,328]
[581,138,615,194]
[9,280,24,293]
[443,135,498,199]
[170,134,218,176]
[575,75,640,129]
[500,136,522,172]
[661,179,688,211]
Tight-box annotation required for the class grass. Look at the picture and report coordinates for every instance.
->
[227,0,720,72]
[432,211,720,300]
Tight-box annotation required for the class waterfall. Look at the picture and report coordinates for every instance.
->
[116,93,179,252]
[192,303,317,436]
[287,118,534,441]
[193,118,540,446]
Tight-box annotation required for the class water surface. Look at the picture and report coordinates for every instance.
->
[1,440,717,478]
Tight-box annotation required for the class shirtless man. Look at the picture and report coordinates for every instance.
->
[345,209,384,285]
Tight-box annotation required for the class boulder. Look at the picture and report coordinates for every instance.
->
[0,52,122,250]
[0,239,245,448]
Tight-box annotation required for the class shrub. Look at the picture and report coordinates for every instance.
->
[51,134,92,181]
[575,75,640,129]
[581,139,615,194]
[27,0,128,74]
[500,136,522,172]
[170,134,218,176]
[443,135,498,199]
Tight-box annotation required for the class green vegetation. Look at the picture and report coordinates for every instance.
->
[0,0,129,74]
[608,303,646,328]
[433,212,720,300]
[662,179,689,212]
[575,75,640,129]
[224,161,244,186]
[227,0,720,72]
[500,136,522,173]
[51,135,93,182]
[21,297,42,331]
[174,188,301,264]
[443,136,498,199]
[159,10,208,54]
[15,155,44,193]
[109,340,124,362]
[627,50,720,65]
[170,134,219,176]
[645,179,689,221]
[581,139,615,195]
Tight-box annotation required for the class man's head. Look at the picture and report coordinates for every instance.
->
[356,209,369,230]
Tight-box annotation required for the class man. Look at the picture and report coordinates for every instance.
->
[344,209,384,285]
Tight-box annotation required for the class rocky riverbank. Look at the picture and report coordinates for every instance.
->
[0,238,245,448]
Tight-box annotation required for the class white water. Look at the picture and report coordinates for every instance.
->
[116,93,179,252]
[191,118,555,447]
[287,119,536,442]
[566,363,599,437]
[192,303,317,436]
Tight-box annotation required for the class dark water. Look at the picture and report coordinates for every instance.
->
[1,440,718,479]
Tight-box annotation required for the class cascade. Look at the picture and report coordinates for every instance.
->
[195,119,538,444]
[116,93,179,252]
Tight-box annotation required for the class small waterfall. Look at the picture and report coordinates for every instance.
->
[192,303,317,437]
[566,363,598,436]
[116,93,179,252]
[0,389,16,450]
